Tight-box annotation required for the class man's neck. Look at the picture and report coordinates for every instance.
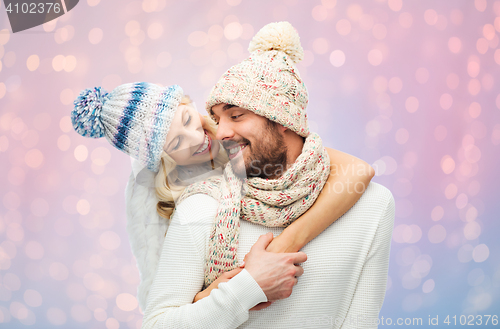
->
[284,130,305,167]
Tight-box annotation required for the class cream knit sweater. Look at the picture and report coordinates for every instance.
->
[142,182,395,329]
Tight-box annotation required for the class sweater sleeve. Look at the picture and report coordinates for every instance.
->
[125,170,169,312]
[141,194,268,329]
[340,192,395,329]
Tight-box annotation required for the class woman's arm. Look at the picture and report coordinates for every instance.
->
[266,148,375,253]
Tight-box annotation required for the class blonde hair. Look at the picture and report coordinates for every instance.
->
[155,96,228,219]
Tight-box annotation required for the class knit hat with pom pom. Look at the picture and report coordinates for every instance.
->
[206,21,309,137]
[72,82,183,172]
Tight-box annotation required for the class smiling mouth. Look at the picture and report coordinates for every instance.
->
[193,131,211,156]
[227,143,247,159]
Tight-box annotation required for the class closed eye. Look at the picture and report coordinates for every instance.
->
[184,114,191,126]
[172,137,181,151]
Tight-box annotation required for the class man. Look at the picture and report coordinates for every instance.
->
[142,22,394,329]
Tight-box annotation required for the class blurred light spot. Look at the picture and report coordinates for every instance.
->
[7,167,25,186]
[475,0,487,11]
[70,304,91,323]
[483,24,495,40]
[116,293,138,312]
[476,38,488,54]
[415,67,429,84]
[125,21,140,37]
[387,0,402,11]
[64,56,77,72]
[372,23,387,40]
[147,22,163,39]
[188,31,209,47]
[224,22,242,40]
[106,318,120,329]
[464,144,481,163]
[24,289,42,308]
[312,5,328,21]
[434,125,447,141]
[388,77,402,93]
[468,268,485,287]
[411,254,432,278]
[495,49,500,65]
[59,116,73,133]
[91,147,111,166]
[49,262,69,281]
[3,273,21,291]
[359,14,374,30]
[3,51,15,67]
[439,93,453,110]
[25,149,44,168]
[0,82,6,99]
[450,9,464,25]
[74,145,88,162]
[100,231,121,250]
[422,279,435,293]
[25,241,44,260]
[431,206,444,221]
[448,37,462,53]
[395,128,409,144]
[456,193,468,209]
[76,199,90,215]
[52,55,66,72]
[464,221,481,240]
[3,192,20,210]
[468,79,481,95]
[93,308,107,321]
[424,9,438,25]
[401,272,421,289]
[458,244,474,263]
[435,14,448,30]
[372,76,387,93]
[367,49,383,66]
[30,198,49,217]
[441,155,455,174]
[329,50,345,67]
[446,73,459,89]
[208,25,224,42]
[26,55,40,71]
[428,225,446,243]
[405,96,419,113]
[481,73,494,91]
[336,19,351,35]
[83,273,105,291]
[87,0,100,6]
[444,183,458,199]
[468,61,480,78]
[312,38,328,54]
[473,244,489,262]
[492,124,500,145]
[57,135,71,151]
[0,29,10,45]
[399,12,412,28]
[89,28,103,45]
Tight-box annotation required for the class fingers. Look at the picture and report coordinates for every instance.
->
[249,301,274,311]
[251,232,274,251]
[289,251,307,264]
[293,265,304,278]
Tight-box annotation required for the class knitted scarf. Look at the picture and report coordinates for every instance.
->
[178,132,330,287]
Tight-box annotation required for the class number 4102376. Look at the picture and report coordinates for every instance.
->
[5,2,62,14]
[444,315,498,326]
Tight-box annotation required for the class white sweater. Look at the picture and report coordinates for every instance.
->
[142,182,395,329]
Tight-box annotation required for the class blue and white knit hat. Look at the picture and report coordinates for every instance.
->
[72,82,183,172]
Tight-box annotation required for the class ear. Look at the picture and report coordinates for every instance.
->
[278,125,287,133]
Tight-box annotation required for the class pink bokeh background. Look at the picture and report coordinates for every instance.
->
[1,0,499,327]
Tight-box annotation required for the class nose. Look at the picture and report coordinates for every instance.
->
[215,116,235,141]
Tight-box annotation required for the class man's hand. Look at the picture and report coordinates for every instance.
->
[244,232,307,301]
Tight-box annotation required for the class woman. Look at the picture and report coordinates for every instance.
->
[72,81,374,311]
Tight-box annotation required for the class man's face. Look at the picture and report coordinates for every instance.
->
[211,104,288,179]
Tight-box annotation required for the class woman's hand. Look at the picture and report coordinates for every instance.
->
[264,234,300,253]
[193,267,243,303]
[193,264,274,311]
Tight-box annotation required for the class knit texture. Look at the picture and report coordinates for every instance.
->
[72,82,183,172]
[178,132,330,287]
[206,22,310,137]
[142,183,395,329]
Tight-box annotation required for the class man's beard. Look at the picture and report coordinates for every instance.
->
[243,121,288,179]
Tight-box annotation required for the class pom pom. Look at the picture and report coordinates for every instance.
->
[248,21,304,64]
[72,87,109,138]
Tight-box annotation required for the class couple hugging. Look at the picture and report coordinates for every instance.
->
[72,22,395,329]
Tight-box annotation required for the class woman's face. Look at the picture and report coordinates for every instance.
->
[163,103,220,166]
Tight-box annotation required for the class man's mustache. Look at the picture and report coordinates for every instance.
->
[221,138,251,149]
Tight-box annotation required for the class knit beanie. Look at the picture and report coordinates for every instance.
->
[206,21,309,137]
[72,82,183,172]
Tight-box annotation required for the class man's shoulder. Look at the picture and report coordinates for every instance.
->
[347,182,395,221]
[174,193,218,225]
